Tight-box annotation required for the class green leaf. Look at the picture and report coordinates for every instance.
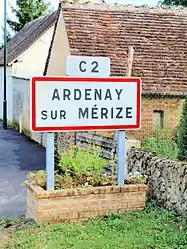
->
[7,0,51,32]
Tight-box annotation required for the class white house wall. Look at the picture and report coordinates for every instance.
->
[47,9,71,76]
[12,76,45,146]
[12,25,54,78]
[0,66,13,121]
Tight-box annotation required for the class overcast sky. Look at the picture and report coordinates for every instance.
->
[0,0,158,43]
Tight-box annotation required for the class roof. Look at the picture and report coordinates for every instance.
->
[0,11,58,65]
[60,2,187,96]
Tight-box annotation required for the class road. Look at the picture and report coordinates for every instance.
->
[0,123,45,217]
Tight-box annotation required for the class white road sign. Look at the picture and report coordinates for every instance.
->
[66,56,110,77]
[31,77,141,132]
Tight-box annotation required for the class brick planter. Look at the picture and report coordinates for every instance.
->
[26,182,148,223]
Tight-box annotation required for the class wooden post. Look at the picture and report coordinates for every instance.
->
[126,46,134,78]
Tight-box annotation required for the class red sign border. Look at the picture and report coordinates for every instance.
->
[31,76,141,132]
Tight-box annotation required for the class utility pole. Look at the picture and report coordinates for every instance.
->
[3,0,7,129]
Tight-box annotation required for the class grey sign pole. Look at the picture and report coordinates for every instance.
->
[3,0,7,130]
[46,133,55,190]
[117,46,134,186]
[117,131,126,185]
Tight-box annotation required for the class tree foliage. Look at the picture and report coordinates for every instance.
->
[7,0,51,32]
[175,99,187,161]
[160,0,187,6]
[0,27,11,46]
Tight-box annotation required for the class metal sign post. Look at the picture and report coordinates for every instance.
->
[117,46,134,186]
[117,131,126,185]
[46,132,55,190]
[3,0,7,130]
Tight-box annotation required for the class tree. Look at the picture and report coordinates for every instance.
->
[160,0,187,6]
[0,26,11,43]
[0,27,11,48]
[7,0,51,33]
[175,99,187,161]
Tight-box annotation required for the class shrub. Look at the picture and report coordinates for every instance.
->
[141,128,178,160]
[26,170,46,188]
[59,145,107,177]
[25,145,116,189]
[175,98,187,161]
[58,145,115,187]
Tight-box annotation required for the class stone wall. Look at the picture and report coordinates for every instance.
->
[128,148,187,216]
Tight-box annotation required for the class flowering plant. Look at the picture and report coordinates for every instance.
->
[126,171,148,184]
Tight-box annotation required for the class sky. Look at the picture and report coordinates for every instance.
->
[0,0,158,43]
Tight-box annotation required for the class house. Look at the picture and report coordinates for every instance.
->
[0,11,58,120]
[0,10,58,78]
[45,2,187,142]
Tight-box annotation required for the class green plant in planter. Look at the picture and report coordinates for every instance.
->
[25,170,76,190]
[26,170,46,188]
[58,144,116,187]
[55,173,75,189]
[126,171,148,184]
[59,145,108,178]
[25,145,116,189]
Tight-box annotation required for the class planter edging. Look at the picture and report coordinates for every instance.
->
[26,182,148,223]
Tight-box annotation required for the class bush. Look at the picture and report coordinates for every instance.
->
[26,145,116,189]
[59,145,107,177]
[175,98,187,161]
[58,145,116,187]
[141,128,178,160]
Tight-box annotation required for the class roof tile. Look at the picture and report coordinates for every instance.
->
[61,3,187,95]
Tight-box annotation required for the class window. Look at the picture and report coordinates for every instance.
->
[153,110,164,129]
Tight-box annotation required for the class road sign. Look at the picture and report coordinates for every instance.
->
[66,56,110,77]
[31,77,141,132]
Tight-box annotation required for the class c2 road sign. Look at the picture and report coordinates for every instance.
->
[66,56,110,77]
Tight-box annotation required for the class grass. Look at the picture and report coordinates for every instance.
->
[141,129,179,160]
[0,217,35,249]
[2,203,187,249]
